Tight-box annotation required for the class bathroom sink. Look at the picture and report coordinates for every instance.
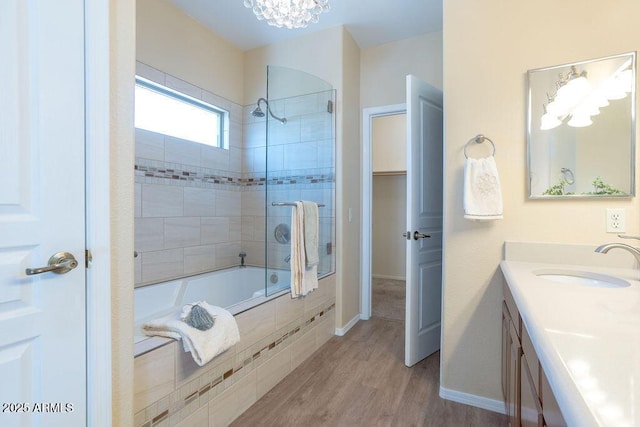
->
[533,269,631,288]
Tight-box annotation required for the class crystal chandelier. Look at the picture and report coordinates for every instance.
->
[243,0,331,29]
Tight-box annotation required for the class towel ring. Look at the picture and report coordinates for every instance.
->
[464,134,496,159]
[560,167,575,185]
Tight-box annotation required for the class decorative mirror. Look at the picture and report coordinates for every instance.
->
[527,52,636,198]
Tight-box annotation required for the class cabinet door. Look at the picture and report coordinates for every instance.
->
[541,369,567,427]
[502,302,520,426]
[521,354,544,427]
[502,303,510,403]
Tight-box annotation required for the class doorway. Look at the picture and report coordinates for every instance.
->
[371,113,407,321]
[361,76,443,367]
[361,104,406,321]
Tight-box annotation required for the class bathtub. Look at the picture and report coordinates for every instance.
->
[134,266,290,347]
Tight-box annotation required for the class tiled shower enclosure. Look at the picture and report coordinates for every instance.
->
[134,63,336,297]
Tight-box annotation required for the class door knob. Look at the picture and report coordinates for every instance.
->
[413,231,430,240]
[26,252,78,276]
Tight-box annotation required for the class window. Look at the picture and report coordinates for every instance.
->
[135,77,228,149]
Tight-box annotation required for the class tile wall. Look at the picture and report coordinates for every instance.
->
[243,91,336,280]
[135,63,245,285]
[134,275,336,427]
[135,63,336,286]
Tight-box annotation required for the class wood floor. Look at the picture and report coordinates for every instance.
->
[232,316,507,426]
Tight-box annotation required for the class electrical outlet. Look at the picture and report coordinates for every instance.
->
[606,208,626,233]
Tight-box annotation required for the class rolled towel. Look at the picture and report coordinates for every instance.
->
[463,156,503,221]
[142,301,240,366]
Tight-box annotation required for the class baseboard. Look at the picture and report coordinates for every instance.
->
[439,386,506,415]
[335,313,360,336]
[372,274,406,281]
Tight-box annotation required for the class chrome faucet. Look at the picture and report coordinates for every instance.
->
[595,242,640,265]
[239,251,246,267]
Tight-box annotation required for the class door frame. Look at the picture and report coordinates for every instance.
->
[360,103,406,320]
[85,0,113,424]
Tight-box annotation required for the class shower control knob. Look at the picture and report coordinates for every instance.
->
[413,231,430,240]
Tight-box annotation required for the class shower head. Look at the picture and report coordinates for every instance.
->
[251,105,265,118]
[251,98,286,124]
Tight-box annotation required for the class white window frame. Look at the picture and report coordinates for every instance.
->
[134,76,229,149]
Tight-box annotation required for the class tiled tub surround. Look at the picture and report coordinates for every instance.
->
[135,62,336,287]
[134,274,336,427]
[135,62,246,286]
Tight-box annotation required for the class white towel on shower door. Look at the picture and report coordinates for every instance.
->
[463,156,503,221]
[142,301,240,366]
[291,201,318,298]
[303,201,320,267]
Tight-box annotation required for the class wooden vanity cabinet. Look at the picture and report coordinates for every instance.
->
[540,370,566,427]
[502,282,566,427]
[502,302,519,423]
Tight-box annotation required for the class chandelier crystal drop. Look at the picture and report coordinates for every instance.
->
[244,0,331,29]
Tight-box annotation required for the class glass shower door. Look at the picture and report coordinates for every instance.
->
[264,66,336,296]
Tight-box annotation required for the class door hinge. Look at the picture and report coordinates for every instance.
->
[85,249,93,268]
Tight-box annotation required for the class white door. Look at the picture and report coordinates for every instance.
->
[0,1,87,426]
[404,75,443,367]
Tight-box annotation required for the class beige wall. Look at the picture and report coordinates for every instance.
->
[443,0,640,403]
[341,28,362,327]
[243,26,344,105]
[111,0,135,424]
[136,0,244,105]
[244,26,362,329]
[372,114,406,172]
[361,32,443,108]
[372,175,406,279]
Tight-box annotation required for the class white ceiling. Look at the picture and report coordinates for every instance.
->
[168,0,443,51]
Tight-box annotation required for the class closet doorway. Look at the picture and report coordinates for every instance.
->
[371,113,407,321]
[361,78,443,367]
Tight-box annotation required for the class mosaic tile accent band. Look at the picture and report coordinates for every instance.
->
[136,302,335,427]
[135,158,335,189]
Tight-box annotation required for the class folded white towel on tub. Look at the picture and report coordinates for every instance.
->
[142,301,240,366]
[464,156,503,221]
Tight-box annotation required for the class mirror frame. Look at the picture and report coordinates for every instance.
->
[526,52,637,199]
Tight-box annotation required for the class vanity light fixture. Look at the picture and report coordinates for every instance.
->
[540,104,562,130]
[588,89,610,108]
[546,91,569,117]
[604,59,634,99]
[541,66,609,130]
[244,0,331,29]
[604,75,629,100]
[556,67,591,104]
[567,111,593,128]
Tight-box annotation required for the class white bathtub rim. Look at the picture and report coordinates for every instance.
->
[133,287,290,357]
[133,268,334,357]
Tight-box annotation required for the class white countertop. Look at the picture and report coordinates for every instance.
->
[501,260,640,427]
